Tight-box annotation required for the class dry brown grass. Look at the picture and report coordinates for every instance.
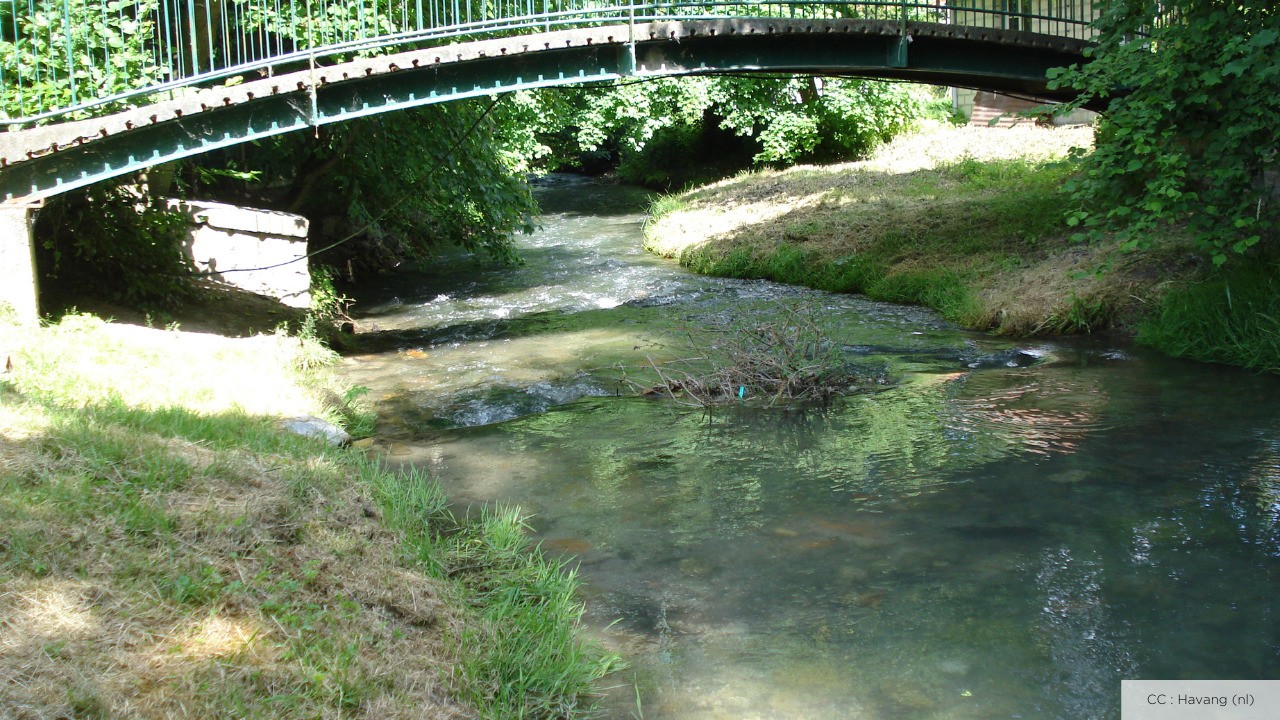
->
[0,441,469,720]
[859,123,1095,173]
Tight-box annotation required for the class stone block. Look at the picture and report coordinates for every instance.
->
[168,199,311,308]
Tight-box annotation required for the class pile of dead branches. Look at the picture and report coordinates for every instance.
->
[621,302,862,407]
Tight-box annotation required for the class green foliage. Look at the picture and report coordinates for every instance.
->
[191,101,536,273]
[320,106,534,265]
[1138,257,1280,371]
[308,265,352,322]
[538,76,931,188]
[0,0,163,119]
[34,183,193,308]
[1048,0,1280,264]
[334,384,377,438]
[614,123,696,187]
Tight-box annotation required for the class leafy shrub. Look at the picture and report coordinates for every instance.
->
[1048,0,1280,265]
[545,76,932,188]
[35,184,193,308]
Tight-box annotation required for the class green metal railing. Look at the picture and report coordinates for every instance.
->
[1,0,1100,127]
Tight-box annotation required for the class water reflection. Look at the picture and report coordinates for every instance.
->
[393,366,1280,717]
[945,370,1109,457]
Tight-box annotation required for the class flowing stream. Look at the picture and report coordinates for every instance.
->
[339,176,1280,719]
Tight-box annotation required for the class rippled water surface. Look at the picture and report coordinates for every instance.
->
[340,176,1280,719]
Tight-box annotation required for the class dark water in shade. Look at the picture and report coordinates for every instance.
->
[340,176,1280,719]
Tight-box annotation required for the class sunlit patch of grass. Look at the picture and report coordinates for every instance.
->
[0,314,618,718]
[9,314,328,415]
[646,125,1199,336]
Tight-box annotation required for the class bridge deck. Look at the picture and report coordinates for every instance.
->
[0,2,1102,202]
[3,1,1097,125]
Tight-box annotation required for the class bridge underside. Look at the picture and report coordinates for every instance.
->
[0,18,1092,203]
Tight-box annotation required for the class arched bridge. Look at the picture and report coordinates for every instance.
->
[0,0,1103,203]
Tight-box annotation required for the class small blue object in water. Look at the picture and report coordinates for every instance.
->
[739,385,747,399]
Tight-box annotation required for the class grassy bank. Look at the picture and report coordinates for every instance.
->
[645,124,1202,336]
[0,314,616,718]
[1136,257,1280,372]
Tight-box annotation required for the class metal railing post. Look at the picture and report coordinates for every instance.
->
[890,0,909,68]
[307,49,319,127]
[187,0,200,76]
[60,0,76,106]
[621,0,637,76]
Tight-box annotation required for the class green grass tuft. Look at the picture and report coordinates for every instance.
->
[1138,257,1280,372]
[684,242,982,326]
[366,464,621,718]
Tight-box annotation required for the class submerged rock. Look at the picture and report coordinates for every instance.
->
[963,346,1050,369]
[283,415,351,446]
[544,537,593,555]
[1048,468,1090,484]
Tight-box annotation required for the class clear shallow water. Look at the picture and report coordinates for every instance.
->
[340,176,1280,719]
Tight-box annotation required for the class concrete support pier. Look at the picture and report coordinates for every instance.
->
[169,200,312,308]
[0,204,40,323]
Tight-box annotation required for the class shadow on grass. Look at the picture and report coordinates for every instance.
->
[40,278,312,339]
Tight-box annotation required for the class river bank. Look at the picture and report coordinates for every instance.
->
[0,314,616,718]
[644,124,1205,338]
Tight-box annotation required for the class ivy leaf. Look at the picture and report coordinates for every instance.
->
[1222,59,1250,77]
[1252,28,1279,47]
